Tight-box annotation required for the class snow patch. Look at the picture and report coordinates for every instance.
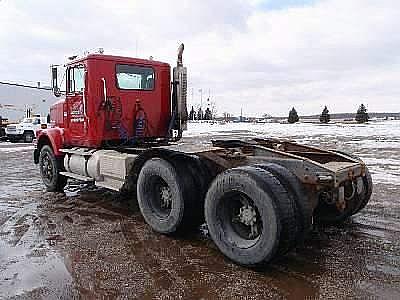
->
[0,145,34,153]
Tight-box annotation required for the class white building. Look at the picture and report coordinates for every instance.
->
[0,81,58,122]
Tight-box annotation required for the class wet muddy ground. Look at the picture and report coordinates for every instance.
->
[1,123,400,299]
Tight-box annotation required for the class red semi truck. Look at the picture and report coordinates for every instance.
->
[34,44,372,266]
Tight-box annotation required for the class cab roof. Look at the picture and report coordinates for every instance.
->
[66,54,170,68]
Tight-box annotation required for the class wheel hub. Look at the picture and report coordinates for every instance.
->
[238,205,259,238]
[160,186,172,208]
[42,155,53,180]
[239,205,257,226]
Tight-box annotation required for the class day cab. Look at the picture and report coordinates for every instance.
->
[34,53,178,159]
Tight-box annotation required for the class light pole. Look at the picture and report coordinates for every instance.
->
[198,88,203,108]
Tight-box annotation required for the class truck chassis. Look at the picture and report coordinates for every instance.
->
[34,136,372,266]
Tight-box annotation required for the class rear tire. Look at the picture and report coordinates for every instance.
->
[354,167,373,214]
[204,166,297,266]
[137,157,200,234]
[314,187,361,224]
[330,150,373,215]
[255,163,312,242]
[39,145,67,192]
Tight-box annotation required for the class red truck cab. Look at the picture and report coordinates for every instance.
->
[52,55,171,148]
[34,52,186,162]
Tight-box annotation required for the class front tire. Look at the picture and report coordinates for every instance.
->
[39,145,67,192]
[204,166,298,266]
[23,131,34,143]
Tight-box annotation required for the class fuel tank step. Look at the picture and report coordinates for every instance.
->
[60,171,94,182]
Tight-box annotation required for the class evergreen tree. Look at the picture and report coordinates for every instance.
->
[288,107,299,124]
[263,113,272,119]
[355,103,369,123]
[319,106,330,123]
[204,107,212,120]
[197,107,203,120]
[189,106,196,120]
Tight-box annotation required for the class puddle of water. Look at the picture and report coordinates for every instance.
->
[0,203,76,298]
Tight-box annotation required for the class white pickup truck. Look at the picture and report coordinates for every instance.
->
[5,116,48,143]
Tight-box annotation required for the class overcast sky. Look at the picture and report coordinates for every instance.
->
[1,0,399,116]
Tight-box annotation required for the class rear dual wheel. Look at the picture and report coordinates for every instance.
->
[313,185,362,224]
[354,167,373,213]
[205,166,301,266]
[137,157,203,234]
[314,151,373,224]
[332,150,373,215]
[256,163,312,243]
[138,160,308,266]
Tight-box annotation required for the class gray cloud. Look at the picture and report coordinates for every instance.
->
[0,0,399,116]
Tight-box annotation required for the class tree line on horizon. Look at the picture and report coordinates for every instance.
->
[288,104,370,124]
[188,103,372,123]
[189,105,213,120]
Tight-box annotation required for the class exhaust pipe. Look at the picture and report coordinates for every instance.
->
[177,44,184,67]
[171,43,188,138]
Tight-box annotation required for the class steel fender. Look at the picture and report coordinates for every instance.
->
[34,128,64,163]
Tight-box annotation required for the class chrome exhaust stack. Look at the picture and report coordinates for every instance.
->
[172,43,188,136]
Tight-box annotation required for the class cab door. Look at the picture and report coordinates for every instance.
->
[66,65,87,143]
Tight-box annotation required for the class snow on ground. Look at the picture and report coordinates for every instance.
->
[0,143,34,153]
[0,121,398,185]
[185,120,400,186]
[185,120,400,139]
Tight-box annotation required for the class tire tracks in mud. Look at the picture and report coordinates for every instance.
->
[119,217,198,299]
[0,203,38,246]
[119,215,320,299]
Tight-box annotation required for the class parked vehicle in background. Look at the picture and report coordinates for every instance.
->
[0,116,9,140]
[6,115,47,143]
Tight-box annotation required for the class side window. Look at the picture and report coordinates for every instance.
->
[116,64,155,90]
[68,66,85,93]
[33,118,40,125]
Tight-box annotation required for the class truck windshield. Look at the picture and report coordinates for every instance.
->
[116,64,154,90]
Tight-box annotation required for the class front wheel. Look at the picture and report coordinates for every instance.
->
[39,145,67,192]
[23,132,34,143]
